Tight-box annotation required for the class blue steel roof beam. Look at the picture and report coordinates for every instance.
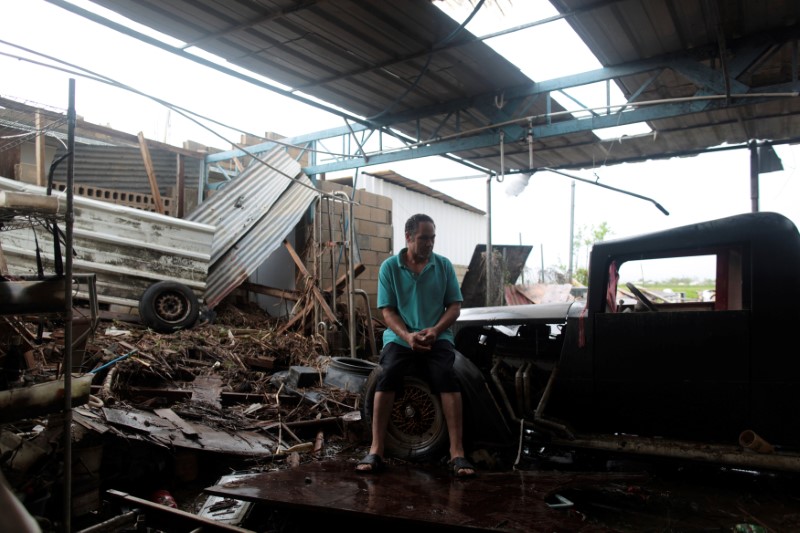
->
[372,59,667,129]
[303,89,799,175]
[428,110,455,141]
[554,89,603,119]
[303,131,506,174]
[617,71,662,114]
[670,57,749,95]
[473,96,528,144]
[205,123,372,163]
[369,27,799,130]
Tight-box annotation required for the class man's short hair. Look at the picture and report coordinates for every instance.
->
[405,213,435,236]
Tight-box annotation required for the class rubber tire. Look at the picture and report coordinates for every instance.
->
[138,281,200,333]
[362,367,448,462]
[362,351,515,463]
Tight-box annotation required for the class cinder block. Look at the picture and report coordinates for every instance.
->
[375,195,392,211]
[375,223,393,238]
[372,236,391,253]
[356,234,372,252]
[353,204,370,221]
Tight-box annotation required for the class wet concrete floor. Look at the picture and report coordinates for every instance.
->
[204,460,644,532]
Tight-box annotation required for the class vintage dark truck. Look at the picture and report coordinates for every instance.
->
[362,211,800,474]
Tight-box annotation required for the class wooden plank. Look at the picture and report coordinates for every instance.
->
[241,282,301,301]
[154,408,199,439]
[283,239,339,323]
[106,489,255,533]
[137,132,165,214]
[277,262,365,334]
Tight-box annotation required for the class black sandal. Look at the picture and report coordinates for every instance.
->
[356,453,385,473]
[448,456,477,478]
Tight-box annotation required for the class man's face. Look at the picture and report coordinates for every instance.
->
[407,221,435,259]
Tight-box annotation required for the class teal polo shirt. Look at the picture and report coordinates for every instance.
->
[377,249,463,348]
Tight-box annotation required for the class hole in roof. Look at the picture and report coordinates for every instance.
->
[434,0,651,140]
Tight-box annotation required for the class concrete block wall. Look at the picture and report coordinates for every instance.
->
[52,181,178,217]
[316,181,392,321]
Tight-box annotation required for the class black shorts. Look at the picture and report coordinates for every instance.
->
[376,340,460,394]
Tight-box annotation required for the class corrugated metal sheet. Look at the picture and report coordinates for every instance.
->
[187,146,303,262]
[76,0,800,175]
[0,175,214,308]
[186,147,319,309]
[202,173,317,309]
[50,145,203,195]
[505,285,534,306]
[79,0,585,174]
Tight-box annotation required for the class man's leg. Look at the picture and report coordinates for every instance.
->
[441,391,474,476]
[356,390,395,471]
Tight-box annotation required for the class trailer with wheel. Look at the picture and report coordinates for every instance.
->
[0,175,214,333]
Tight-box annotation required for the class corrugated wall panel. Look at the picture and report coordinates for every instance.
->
[187,146,303,263]
[51,145,204,194]
[202,174,318,309]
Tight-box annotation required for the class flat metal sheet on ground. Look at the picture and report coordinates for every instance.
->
[204,460,639,531]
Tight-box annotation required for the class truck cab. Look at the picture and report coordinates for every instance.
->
[450,211,800,472]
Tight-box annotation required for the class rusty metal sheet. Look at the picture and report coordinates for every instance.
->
[204,460,638,531]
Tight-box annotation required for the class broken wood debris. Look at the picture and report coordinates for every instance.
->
[0,299,374,529]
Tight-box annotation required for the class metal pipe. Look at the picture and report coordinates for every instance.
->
[485,175,492,307]
[63,77,76,533]
[492,360,572,449]
[75,510,138,533]
[550,434,800,474]
[490,361,520,425]
[522,361,533,415]
[347,196,356,358]
[514,363,526,418]
[313,195,322,329]
[326,196,336,307]
[534,363,558,419]
[739,429,774,454]
[332,191,356,358]
[354,289,377,359]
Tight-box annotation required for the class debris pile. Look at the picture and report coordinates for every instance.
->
[0,300,381,531]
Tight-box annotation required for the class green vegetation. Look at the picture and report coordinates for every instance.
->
[637,281,715,301]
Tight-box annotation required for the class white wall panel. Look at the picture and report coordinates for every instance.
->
[359,175,485,268]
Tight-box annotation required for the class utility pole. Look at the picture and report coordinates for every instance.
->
[568,180,575,284]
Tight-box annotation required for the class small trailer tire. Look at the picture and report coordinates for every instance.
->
[139,281,200,333]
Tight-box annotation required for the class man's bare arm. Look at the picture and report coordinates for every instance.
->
[418,301,462,344]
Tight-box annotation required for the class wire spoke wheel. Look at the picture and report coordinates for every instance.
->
[363,369,448,462]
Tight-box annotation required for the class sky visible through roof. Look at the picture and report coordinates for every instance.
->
[1,0,798,284]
